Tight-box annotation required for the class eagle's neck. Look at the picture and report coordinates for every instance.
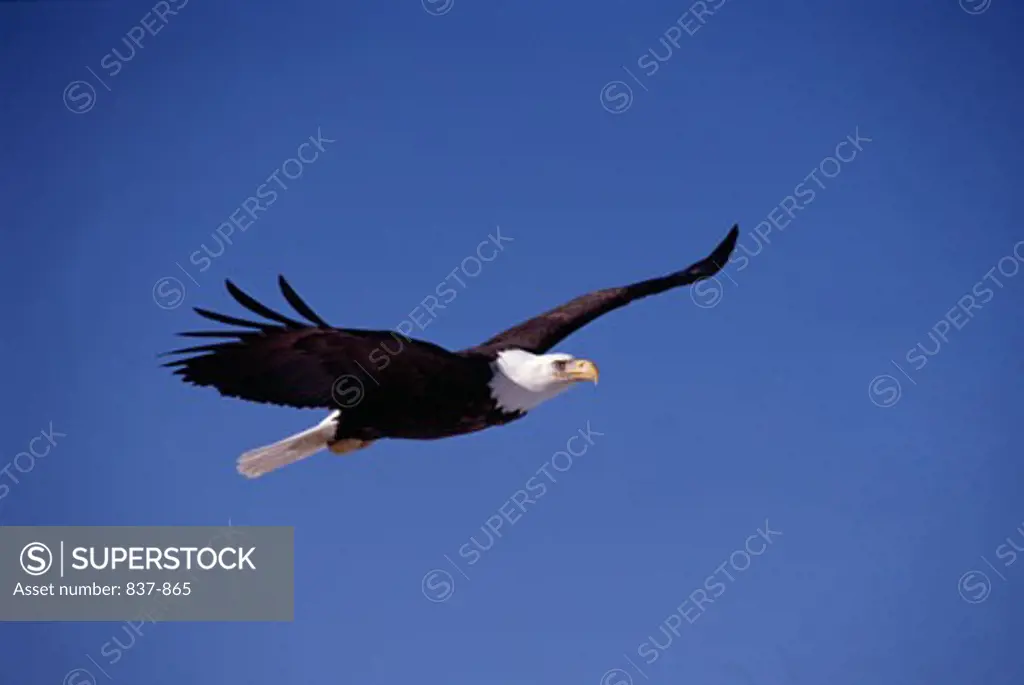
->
[488,349,572,413]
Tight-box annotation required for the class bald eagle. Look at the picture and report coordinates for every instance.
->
[163,224,739,478]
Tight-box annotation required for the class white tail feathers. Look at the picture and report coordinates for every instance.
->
[236,412,339,479]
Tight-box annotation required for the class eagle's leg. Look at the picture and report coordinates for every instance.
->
[328,438,375,455]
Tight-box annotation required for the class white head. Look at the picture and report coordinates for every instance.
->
[488,349,600,413]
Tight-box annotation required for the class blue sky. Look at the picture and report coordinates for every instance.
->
[2,0,1023,683]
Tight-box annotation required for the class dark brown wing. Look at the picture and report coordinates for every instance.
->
[469,225,739,354]
[161,276,472,410]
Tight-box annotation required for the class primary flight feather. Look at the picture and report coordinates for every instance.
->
[163,224,739,478]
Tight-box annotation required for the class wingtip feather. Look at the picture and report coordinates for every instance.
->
[278,275,331,328]
[709,224,740,267]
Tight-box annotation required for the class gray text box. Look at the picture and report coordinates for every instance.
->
[0,526,293,621]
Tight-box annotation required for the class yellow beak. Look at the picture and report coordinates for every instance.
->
[564,359,600,385]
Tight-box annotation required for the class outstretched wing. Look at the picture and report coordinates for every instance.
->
[471,225,739,354]
[161,276,468,410]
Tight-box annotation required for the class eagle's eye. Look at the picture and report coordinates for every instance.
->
[552,359,568,372]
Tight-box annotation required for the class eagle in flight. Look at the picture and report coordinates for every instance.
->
[163,224,739,478]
